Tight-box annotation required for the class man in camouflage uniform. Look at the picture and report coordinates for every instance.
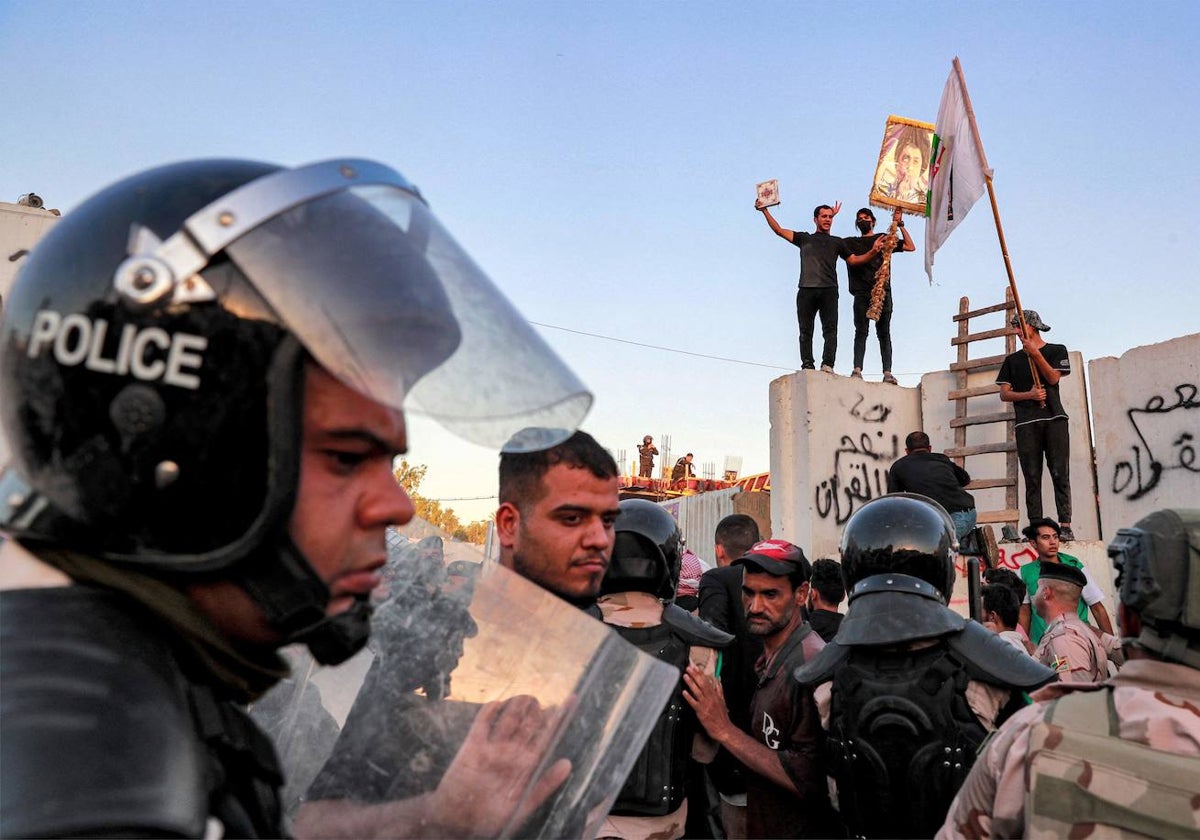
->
[1032,564,1108,683]
[938,508,1200,839]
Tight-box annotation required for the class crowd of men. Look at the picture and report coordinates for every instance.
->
[1,159,1198,840]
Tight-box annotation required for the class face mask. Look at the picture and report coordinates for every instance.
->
[856,219,872,234]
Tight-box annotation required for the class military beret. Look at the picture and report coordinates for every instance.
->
[1039,563,1086,588]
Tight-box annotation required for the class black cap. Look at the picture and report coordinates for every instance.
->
[856,207,875,221]
[735,540,810,579]
[1039,563,1087,588]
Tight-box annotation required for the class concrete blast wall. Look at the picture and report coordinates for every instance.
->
[1090,333,1200,534]
[769,371,921,558]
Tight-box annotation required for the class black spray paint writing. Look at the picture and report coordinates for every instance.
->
[815,430,900,525]
[1111,384,1199,501]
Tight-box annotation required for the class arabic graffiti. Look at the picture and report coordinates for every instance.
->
[1110,384,1199,501]
[814,430,900,525]
[849,393,893,424]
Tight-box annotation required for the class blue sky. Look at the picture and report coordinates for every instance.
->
[4,2,1198,523]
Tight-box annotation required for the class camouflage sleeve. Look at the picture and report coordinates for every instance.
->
[1047,633,1099,683]
[937,703,1045,839]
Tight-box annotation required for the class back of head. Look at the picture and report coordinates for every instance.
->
[603,499,681,600]
[904,430,931,451]
[984,566,1027,605]
[714,513,760,562]
[1108,508,1200,668]
[840,493,957,600]
[499,430,617,510]
[981,583,1020,629]
[810,558,846,606]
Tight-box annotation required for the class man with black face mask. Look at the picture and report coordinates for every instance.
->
[841,207,914,384]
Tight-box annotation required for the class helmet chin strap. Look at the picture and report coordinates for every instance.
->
[235,534,372,666]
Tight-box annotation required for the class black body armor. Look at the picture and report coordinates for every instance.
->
[0,586,284,838]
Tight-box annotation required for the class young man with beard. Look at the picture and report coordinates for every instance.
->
[494,430,622,612]
[841,206,914,383]
[684,541,837,839]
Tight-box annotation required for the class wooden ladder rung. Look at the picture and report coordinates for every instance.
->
[948,384,1002,400]
[966,477,1016,490]
[949,354,1008,372]
[949,410,1015,428]
[952,300,1015,322]
[946,441,1015,458]
[978,509,1020,524]
[951,326,1014,346]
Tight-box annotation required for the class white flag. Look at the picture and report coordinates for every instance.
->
[925,59,993,280]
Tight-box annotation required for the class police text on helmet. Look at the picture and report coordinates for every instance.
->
[27,310,206,390]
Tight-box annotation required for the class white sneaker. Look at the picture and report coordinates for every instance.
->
[820,364,834,373]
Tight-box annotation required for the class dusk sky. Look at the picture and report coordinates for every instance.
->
[4,1,1197,526]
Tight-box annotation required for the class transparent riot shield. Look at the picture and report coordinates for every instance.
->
[253,527,680,839]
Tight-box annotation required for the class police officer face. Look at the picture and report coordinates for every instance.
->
[742,571,809,638]
[496,464,621,602]
[289,364,415,617]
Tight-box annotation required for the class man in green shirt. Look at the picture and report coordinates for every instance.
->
[1017,518,1113,645]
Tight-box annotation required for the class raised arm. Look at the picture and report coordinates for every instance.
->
[894,208,915,252]
[758,206,795,243]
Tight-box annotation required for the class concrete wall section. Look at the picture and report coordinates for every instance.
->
[770,371,921,559]
[1090,333,1200,535]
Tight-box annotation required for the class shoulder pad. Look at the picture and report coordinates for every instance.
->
[1,587,208,838]
[793,639,853,687]
[662,603,734,648]
[836,589,965,645]
[948,621,1057,691]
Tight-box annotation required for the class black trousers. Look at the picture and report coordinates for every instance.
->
[796,287,838,369]
[852,289,893,372]
[1015,418,1072,523]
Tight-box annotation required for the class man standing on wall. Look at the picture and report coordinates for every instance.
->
[841,207,914,384]
[996,309,1076,541]
[758,202,847,372]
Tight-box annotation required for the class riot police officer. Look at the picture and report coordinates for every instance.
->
[597,498,732,840]
[0,158,591,837]
[793,493,1054,838]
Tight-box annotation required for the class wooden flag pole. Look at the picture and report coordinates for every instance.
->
[953,57,1044,403]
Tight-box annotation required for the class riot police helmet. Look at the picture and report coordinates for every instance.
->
[603,498,682,601]
[0,157,592,663]
[1108,508,1200,668]
[840,493,957,601]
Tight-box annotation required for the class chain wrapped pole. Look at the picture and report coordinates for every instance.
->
[866,216,900,321]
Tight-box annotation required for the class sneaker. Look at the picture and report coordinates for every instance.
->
[820,364,835,373]
[882,372,898,384]
[1001,524,1021,542]
[801,363,816,370]
[1059,525,1076,542]
[850,368,863,379]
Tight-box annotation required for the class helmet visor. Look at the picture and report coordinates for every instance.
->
[224,184,591,450]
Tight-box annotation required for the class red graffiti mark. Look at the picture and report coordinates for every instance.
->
[954,545,1037,575]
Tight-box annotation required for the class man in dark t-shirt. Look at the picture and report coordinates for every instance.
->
[996,309,1075,540]
[841,207,914,383]
[759,202,848,371]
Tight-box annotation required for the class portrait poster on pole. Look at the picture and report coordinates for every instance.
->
[869,115,935,216]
